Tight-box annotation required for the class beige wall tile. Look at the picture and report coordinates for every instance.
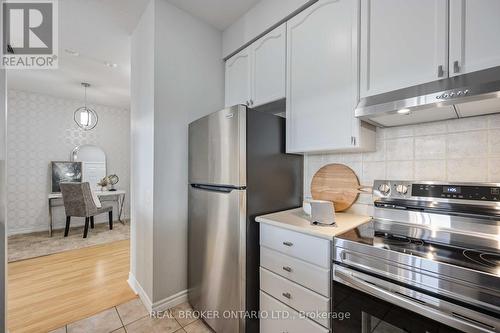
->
[385,125,414,139]
[386,161,414,180]
[447,159,488,182]
[363,139,385,162]
[447,131,488,158]
[413,121,447,136]
[447,117,487,132]
[362,161,386,184]
[488,129,500,155]
[304,115,495,200]
[386,137,414,161]
[415,135,446,160]
[414,160,446,180]
[488,114,500,129]
[488,158,500,182]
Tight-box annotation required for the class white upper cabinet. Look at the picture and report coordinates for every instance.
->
[449,0,500,76]
[286,0,375,153]
[225,47,251,108]
[360,0,449,97]
[252,24,286,107]
[225,24,286,108]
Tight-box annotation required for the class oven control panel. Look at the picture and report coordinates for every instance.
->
[412,183,500,201]
[373,180,500,202]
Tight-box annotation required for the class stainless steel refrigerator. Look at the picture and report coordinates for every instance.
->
[188,105,303,333]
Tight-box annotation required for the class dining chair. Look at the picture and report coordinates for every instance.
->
[60,182,113,238]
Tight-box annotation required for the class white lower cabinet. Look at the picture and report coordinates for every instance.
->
[259,223,332,332]
[261,268,331,328]
[260,223,331,268]
[260,291,330,333]
[260,247,330,296]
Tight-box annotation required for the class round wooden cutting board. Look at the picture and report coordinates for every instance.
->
[310,163,364,212]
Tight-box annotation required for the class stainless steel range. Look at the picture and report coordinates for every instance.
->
[333,180,500,333]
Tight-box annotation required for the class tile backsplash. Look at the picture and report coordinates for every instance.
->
[304,114,500,215]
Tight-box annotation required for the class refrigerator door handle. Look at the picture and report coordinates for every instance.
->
[190,183,246,193]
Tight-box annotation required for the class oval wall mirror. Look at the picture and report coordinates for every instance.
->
[71,145,107,190]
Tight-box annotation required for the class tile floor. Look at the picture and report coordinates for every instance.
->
[48,298,214,333]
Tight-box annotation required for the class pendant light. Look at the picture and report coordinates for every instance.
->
[74,82,98,130]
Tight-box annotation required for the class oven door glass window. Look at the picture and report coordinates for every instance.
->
[333,282,462,333]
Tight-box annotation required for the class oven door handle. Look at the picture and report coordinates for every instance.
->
[334,267,496,333]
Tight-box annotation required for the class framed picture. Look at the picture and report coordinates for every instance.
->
[51,161,83,193]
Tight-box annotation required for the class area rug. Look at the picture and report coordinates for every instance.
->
[8,221,130,262]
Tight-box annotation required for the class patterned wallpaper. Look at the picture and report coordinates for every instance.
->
[304,114,500,216]
[7,90,130,235]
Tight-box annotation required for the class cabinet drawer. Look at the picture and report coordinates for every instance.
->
[261,246,330,297]
[260,268,331,328]
[260,223,331,268]
[260,291,330,333]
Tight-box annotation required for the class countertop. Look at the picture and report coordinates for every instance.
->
[255,208,372,240]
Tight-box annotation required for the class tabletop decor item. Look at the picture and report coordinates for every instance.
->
[97,176,109,192]
[107,174,119,191]
[97,174,119,191]
[51,161,82,193]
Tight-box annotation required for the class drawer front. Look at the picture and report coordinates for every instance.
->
[260,223,331,268]
[261,246,330,297]
[260,267,331,328]
[260,291,330,333]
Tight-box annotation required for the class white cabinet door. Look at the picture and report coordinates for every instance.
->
[286,0,359,153]
[225,47,251,107]
[252,23,286,107]
[449,0,500,76]
[360,0,449,97]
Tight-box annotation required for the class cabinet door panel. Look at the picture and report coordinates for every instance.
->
[449,0,500,76]
[225,48,251,107]
[260,291,330,333]
[286,0,357,153]
[252,23,286,107]
[360,0,448,97]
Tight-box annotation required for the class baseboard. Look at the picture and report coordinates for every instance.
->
[128,272,153,312]
[127,272,188,313]
[152,289,188,312]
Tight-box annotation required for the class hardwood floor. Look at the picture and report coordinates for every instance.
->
[8,240,137,333]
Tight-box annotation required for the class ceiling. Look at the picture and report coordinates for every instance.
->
[7,0,150,108]
[7,0,258,108]
[167,0,260,30]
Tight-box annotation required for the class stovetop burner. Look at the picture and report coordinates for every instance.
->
[341,223,500,277]
[464,250,500,268]
[375,232,424,246]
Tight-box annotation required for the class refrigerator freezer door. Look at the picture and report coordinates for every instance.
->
[188,184,246,333]
[189,105,246,187]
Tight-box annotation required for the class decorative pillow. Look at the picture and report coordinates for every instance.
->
[91,188,102,208]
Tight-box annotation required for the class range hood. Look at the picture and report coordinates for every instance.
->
[355,66,500,127]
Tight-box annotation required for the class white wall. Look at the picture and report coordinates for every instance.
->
[222,0,313,57]
[153,0,225,303]
[6,90,130,235]
[305,115,500,216]
[130,0,224,308]
[130,0,155,300]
